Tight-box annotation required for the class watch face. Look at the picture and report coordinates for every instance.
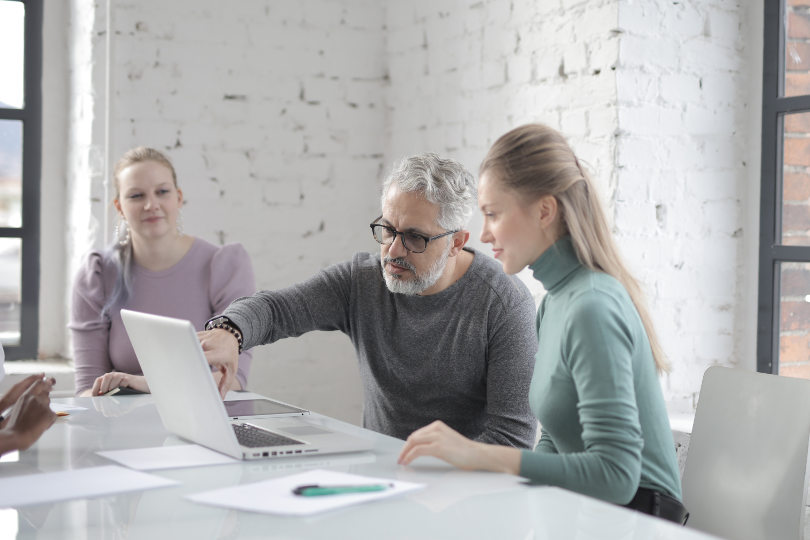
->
[207,316,226,330]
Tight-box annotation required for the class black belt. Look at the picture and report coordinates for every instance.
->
[623,487,689,525]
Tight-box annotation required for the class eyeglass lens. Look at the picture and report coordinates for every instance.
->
[372,226,427,252]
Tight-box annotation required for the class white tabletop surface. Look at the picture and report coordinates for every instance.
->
[0,394,719,540]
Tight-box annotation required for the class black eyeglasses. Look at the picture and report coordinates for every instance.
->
[369,218,458,254]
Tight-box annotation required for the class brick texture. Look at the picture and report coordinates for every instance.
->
[780,363,810,379]
[108,0,385,290]
[786,112,810,134]
[783,265,810,296]
[614,0,758,412]
[783,4,810,374]
[781,299,810,332]
[62,0,763,420]
[790,10,810,40]
[785,137,810,167]
[787,41,810,71]
[780,333,810,364]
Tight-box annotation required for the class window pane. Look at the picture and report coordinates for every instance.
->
[0,1,24,109]
[782,111,810,245]
[0,120,22,228]
[0,237,21,347]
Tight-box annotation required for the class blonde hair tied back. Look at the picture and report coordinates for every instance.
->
[480,124,670,374]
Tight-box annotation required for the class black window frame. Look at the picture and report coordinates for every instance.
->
[0,0,42,360]
[758,1,810,373]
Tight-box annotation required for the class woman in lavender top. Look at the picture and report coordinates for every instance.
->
[69,147,254,396]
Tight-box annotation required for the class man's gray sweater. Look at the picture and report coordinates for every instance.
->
[224,248,538,447]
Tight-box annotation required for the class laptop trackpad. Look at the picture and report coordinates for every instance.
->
[279,425,333,436]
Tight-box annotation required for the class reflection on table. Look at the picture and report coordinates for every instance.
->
[0,394,718,539]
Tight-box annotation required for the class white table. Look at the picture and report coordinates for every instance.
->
[0,395,718,539]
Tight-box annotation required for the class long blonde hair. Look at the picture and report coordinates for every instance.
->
[481,124,669,373]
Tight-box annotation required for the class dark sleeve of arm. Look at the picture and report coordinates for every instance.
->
[68,254,113,394]
[474,293,538,448]
[519,293,644,504]
[222,259,354,351]
[209,244,256,390]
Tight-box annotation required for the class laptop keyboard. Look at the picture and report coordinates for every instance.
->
[232,423,304,448]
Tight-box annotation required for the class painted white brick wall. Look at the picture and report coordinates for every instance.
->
[62,0,110,349]
[39,2,69,356]
[383,0,761,417]
[60,0,388,423]
[615,0,761,415]
[47,0,762,425]
[384,0,620,294]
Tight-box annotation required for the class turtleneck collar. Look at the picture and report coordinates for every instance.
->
[528,235,582,291]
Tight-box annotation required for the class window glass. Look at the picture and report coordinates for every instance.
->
[0,0,37,359]
[779,262,810,378]
[0,120,22,228]
[0,237,21,347]
[0,1,25,109]
[782,112,810,245]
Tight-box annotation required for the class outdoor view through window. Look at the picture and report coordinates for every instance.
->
[0,1,25,346]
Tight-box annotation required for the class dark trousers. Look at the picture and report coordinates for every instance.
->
[623,487,690,525]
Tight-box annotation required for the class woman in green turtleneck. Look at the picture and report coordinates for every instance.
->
[398,124,687,525]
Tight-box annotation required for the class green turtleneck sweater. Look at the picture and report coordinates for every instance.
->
[519,236,682,504]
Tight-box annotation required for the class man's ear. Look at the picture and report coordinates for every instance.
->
[449,230,470,257]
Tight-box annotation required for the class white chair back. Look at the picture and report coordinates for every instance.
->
[682,366,810,540]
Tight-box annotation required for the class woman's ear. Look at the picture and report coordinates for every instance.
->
[535,195,559,229]
[113,198,123,216]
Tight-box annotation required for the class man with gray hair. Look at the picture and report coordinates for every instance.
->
[200,153,538,448]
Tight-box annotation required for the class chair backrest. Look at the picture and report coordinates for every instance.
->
[681,366,810,540]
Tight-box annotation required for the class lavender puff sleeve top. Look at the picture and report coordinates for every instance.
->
[69,238,255,394]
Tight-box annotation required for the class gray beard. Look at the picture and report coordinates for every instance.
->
[381,244,451,296]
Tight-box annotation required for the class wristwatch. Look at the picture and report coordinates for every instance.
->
[205,316,244,353]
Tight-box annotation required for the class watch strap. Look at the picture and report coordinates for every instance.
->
[205,316,244,353]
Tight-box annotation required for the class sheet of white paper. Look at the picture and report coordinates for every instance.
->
[97,444,237,470]
[187,469,423,516]
[50,402,87,413]
[0,465,177,508]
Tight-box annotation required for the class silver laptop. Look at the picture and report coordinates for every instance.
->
[120,309,372,460]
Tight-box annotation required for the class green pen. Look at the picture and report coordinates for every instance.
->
[292,483,393,496]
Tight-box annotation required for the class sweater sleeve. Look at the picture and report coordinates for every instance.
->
[519,291,644,504]
[222,259,352,351]
[209,243,256,390]
[535,430,558,453]
[69,253,113,394]
[476,294,538,448]
[532,298,558,455]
